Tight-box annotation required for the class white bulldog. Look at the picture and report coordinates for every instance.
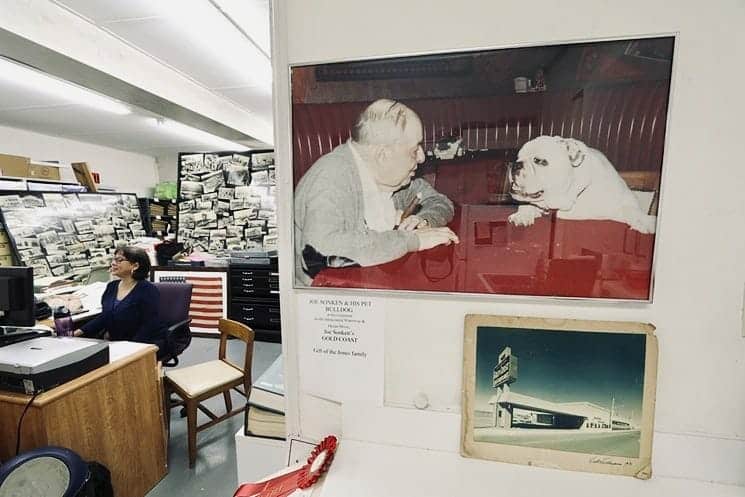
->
[507,135,656,234]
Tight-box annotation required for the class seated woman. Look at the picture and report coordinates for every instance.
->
[74,246,168,358]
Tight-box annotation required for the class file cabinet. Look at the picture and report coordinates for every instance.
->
[228,262,281,342]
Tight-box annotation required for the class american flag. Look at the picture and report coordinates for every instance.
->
[157,274,225,331]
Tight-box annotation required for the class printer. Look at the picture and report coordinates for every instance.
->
[0,336,109,394]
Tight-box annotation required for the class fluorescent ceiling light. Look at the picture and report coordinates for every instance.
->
[0,57,131,115]
[150,118,250,151]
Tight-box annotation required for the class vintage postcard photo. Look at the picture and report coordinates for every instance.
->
[461,314,657,478]
[0,192,143,280]
[292,36,674,301]
[177,151,277,255]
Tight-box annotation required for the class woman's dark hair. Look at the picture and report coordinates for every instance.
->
[115,246,151,280]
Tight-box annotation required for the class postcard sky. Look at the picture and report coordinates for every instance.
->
[475,327,646,424]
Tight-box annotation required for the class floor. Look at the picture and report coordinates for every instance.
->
[146,337,282,497]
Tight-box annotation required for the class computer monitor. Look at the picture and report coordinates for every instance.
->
[0,266,34,327]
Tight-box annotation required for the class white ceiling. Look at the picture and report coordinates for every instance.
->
[0,0,273,157]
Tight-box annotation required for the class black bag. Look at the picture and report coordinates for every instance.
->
[34,297,52,321]
[77,461,114,497]
[154,240,185,266]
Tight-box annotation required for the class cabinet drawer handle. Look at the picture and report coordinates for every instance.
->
[270,290,279,294]
[269,308,280,314]
[242,307,254,312]
[241,278,254,282]
[270,318,280,324]
[243,317,255,321]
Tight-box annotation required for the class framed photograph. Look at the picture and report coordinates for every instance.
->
[291,36,674,301]
[461,314,657,478]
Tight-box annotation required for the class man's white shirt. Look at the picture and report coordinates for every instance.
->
[348,140,398,231]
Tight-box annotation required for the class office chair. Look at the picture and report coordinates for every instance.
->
[163,318,255,467]
[0,446,91,497]
[153,282,193,367]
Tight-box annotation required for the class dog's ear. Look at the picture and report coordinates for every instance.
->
[556,137,588,167]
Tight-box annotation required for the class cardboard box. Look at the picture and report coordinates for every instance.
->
[0,230,12,257]
[0,153,30,178]
[28,161,61,181]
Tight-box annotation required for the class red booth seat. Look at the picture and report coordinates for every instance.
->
[292,81,670,190]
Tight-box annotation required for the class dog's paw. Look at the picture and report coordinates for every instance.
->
[629,215,657,234]
[508,206,542,227]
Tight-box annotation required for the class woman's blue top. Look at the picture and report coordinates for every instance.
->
[80,279,166,343]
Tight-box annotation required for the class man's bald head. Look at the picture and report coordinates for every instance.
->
[351,99,421,147]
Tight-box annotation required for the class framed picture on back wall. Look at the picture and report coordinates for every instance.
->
[290,35,675,301]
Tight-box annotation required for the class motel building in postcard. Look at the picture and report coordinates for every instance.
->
[488,390,635,431]
[488,346,635,431]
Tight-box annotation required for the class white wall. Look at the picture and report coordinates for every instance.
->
[155,151,179,184]
[0,125,159,196]
[274,0,745,489]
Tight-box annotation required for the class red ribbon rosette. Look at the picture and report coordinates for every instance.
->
[297,435,338,488]
[234,435,338,497]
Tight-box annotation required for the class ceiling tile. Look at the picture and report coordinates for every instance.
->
[214,86,273,119]
[212,0,271,55]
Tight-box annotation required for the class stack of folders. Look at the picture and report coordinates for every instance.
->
[245,354,286,440]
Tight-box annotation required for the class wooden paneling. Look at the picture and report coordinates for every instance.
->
[0,347,167,497]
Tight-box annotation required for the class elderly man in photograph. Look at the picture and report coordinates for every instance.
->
[295,98,459,286]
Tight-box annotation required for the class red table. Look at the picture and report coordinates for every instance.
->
[312,205,655,300]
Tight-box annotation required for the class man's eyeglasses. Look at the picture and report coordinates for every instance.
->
[112,257,129,264]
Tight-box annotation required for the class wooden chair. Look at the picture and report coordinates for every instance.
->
[163,318,255,467]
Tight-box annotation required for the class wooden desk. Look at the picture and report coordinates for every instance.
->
[0,342,168,497]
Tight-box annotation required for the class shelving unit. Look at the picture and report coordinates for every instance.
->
[139,197,177,238]
[0,175,87,192]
